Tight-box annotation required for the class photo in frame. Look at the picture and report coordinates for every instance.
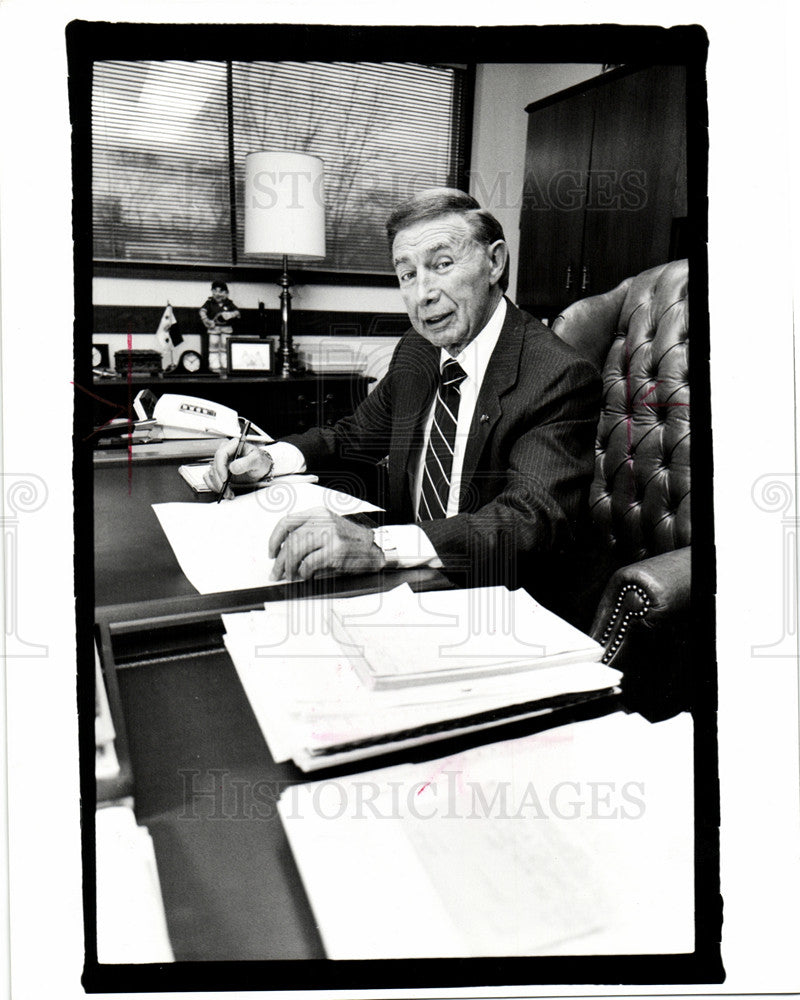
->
[226,337,275,374]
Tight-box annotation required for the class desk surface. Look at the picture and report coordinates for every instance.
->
[95,458,205,607]
[94,453,445,610]
[98,604,623,962]
[108,626,326,960]
[92,453,692,969]
[93,452,453,960]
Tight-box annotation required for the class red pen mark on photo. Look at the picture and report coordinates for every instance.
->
[419,755,466,795]
[623,341,688,507]
[73,381,127,441]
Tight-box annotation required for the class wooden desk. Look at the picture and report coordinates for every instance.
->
[94,452,438,609]
[95,457,206,607]
[93,453,452,960]
[97,597,622,963]
[97,604,327,960]
[91,455,697,972]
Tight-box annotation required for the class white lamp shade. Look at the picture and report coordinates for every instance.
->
[244,150,326,260]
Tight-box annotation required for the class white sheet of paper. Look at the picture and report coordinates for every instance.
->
[330,583,602,686]
[95,806,174,964]
[279,711,694,959]
[152,483,382,594]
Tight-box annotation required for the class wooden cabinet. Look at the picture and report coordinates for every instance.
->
[517,65,687,318]
[90,373,374,440]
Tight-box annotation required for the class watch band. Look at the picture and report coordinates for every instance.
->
[258,445,275,481]
[372,526,399,569]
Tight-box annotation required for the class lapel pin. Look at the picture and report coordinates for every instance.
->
[480,413,490,424]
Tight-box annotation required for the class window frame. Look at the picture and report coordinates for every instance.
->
[92,61,476,285]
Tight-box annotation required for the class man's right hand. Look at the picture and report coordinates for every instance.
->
[203,439,274,498]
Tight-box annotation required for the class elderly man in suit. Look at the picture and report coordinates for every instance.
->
[206,188,601,614]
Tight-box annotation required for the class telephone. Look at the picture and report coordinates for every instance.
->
[133,390,271,441]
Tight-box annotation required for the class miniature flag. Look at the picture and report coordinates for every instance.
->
[155,304,183,348]
[155,303,183,369]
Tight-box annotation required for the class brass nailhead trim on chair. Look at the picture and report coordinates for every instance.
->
[600,583,652,663]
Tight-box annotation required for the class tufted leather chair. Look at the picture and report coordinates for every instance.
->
[552,259,690,719]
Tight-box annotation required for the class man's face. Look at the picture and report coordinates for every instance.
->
[392,213,504,356]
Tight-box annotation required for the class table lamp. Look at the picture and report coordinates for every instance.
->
[244,150,326,378]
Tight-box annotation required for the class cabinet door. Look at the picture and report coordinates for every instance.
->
[581,65,686,297]
[517,90,595,316]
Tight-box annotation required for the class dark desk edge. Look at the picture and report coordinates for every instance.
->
[95,567,453,627]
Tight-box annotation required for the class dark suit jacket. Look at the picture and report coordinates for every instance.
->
[284,301,601,614]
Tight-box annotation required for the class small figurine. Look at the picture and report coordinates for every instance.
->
[199,280,241,372]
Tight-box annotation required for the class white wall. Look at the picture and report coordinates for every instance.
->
[469,63,603,301]
[92,275,404,313]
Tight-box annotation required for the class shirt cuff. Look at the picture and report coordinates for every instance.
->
[374,523,443,570]
[262,441,307,477]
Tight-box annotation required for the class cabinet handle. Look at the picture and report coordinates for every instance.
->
[581,265,590,293]
[565,264,573,291]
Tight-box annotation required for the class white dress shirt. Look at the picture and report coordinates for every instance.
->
[263,297,507,569]
[413,296,507,518]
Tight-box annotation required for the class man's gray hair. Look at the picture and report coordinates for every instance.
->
[386,187,509,292]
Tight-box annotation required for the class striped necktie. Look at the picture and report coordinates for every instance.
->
[418,358,467,521]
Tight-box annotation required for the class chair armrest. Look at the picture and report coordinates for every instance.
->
[591,548,691,654]
[590,548,691,720]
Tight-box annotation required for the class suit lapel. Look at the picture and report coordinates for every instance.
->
[460,300,526,484]
[389,302,526,516]
[390,334,439,517]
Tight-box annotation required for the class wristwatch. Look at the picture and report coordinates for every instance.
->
[372,526,399,569]
[258,446,275,481]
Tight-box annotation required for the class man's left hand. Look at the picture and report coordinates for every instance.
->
[268,507,385,581]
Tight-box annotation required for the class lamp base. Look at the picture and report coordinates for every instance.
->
[274,345,305,379]
[275,254,306,379]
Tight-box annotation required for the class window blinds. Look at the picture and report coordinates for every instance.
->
[92,61,231,264]
[92,60,467,274]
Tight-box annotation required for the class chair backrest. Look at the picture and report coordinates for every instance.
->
[552,259,690,566]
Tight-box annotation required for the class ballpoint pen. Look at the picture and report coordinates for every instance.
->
[217,419,251,502]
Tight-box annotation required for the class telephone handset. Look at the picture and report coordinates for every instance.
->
[134,390,271,441]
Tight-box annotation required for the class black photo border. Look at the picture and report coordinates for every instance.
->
[70,19,720,993]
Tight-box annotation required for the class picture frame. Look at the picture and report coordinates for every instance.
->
[91,342,110,368]
[226,337,274,374]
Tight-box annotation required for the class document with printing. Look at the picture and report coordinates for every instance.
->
[278,711,694,959]
[152,483,382,594]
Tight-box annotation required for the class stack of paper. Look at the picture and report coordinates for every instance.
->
[96,805,174,964]
[277,711,694,958]
[222,585,621,771]
[330,584,603,688]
